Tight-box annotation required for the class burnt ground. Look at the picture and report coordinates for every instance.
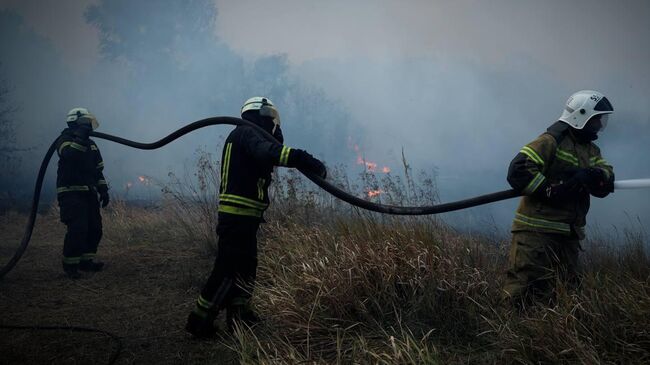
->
[0,211,238,365]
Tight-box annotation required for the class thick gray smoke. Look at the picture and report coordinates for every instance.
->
[1,0,648,233]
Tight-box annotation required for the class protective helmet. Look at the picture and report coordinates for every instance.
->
[66,107,99,130]
[558,90,613,131]
[241,96,281,133]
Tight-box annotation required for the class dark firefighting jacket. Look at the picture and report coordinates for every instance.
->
[218,124,307,218]
[56,128,108,195]
[507,122,614,239]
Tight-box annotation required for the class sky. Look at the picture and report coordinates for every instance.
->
[0,0,648,233]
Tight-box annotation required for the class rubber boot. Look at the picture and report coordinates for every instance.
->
[185,311,217,338]
[79,260,105,272]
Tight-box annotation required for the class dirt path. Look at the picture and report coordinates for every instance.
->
[0,212,237,364]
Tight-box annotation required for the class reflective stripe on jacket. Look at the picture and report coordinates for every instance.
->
[56,128,108,195]
[507,123,614,238]
[218,124,300,218]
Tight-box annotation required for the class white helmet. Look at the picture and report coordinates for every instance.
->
[66,107,99,130]
[558,90,613,130]
[241,96,281,133]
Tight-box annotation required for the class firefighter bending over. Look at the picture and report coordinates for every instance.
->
[186,97,327,337]
[504,90,615,306]
[56,108,110,279]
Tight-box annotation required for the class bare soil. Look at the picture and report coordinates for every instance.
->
[0,211,236,365]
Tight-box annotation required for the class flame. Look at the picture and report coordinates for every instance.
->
[137,175,152,185]
[367,189,384,197]
[351,141,391,174]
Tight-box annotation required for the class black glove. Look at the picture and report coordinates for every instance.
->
[541,180,583,202]
[99,189,110,208]
[293,149,327,179]
[72,125,92,143]
[570,167,608,191]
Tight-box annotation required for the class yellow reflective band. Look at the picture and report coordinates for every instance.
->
[98,180,107,185]
[523,172,546,195]
[221,143,232,191]
[62,256,81,264]
[520,146,544,166]
[90,145,98,151]
[219,194,268,209]
[590,157,608,166]
[279,146,291,166]
[96,161,104,169]
[59,141,88,154]
[514,213,571,233]
[81,253,96,259]
[556,149,579,166]
[57,186,90,193]
[218,204,263,217]
[197,295,213,309]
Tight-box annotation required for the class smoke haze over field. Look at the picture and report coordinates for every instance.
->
[0,0,648,232]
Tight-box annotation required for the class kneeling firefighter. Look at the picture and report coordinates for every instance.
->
[504,90,615,305]
[186,97,327,337]
[56,108,110,279]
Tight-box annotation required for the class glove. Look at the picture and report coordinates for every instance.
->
[293,149,327,179]
[72,125,92,143]
[569,167,608,191]
[541,180,583,202]
[99,189,110,208]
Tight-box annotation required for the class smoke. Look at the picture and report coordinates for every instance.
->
[0,0,648,231]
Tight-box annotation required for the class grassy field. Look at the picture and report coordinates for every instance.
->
[1,161,649,364]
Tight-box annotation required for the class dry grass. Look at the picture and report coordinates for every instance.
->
[1,154,648,364]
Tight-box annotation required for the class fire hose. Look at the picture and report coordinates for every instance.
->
[2,116,649,364]
[2,115,650,279]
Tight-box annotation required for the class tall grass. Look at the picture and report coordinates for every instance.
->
[105,148,649,364]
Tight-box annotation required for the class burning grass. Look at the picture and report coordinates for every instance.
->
[1,151,648,364]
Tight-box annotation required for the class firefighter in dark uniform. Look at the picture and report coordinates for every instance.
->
[56,108,110,279]
[186,97,327,337]
[504,90,615,305]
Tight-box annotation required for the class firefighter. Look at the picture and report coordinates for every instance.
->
[186,97,327,337]
[503,90,615,306]
[56,108,110,279]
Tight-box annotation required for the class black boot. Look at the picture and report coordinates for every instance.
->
[79,260,104,272]
[186,311,217,338]
[62,263,81,279]
[226,301,260,332]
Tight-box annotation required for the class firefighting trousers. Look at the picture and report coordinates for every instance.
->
[58,191,103,268]
[196,213,260,315]
[503,231,580,304]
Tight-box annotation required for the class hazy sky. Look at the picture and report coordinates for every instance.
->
[1,0,648,232]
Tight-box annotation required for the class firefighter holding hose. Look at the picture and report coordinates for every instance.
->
[504,90,615,306]
[186,97,327,337]
[56,108,110,279]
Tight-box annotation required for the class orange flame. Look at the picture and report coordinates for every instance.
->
[352,143,391,174]
[137,176,151,185]
[367,189,384,197]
